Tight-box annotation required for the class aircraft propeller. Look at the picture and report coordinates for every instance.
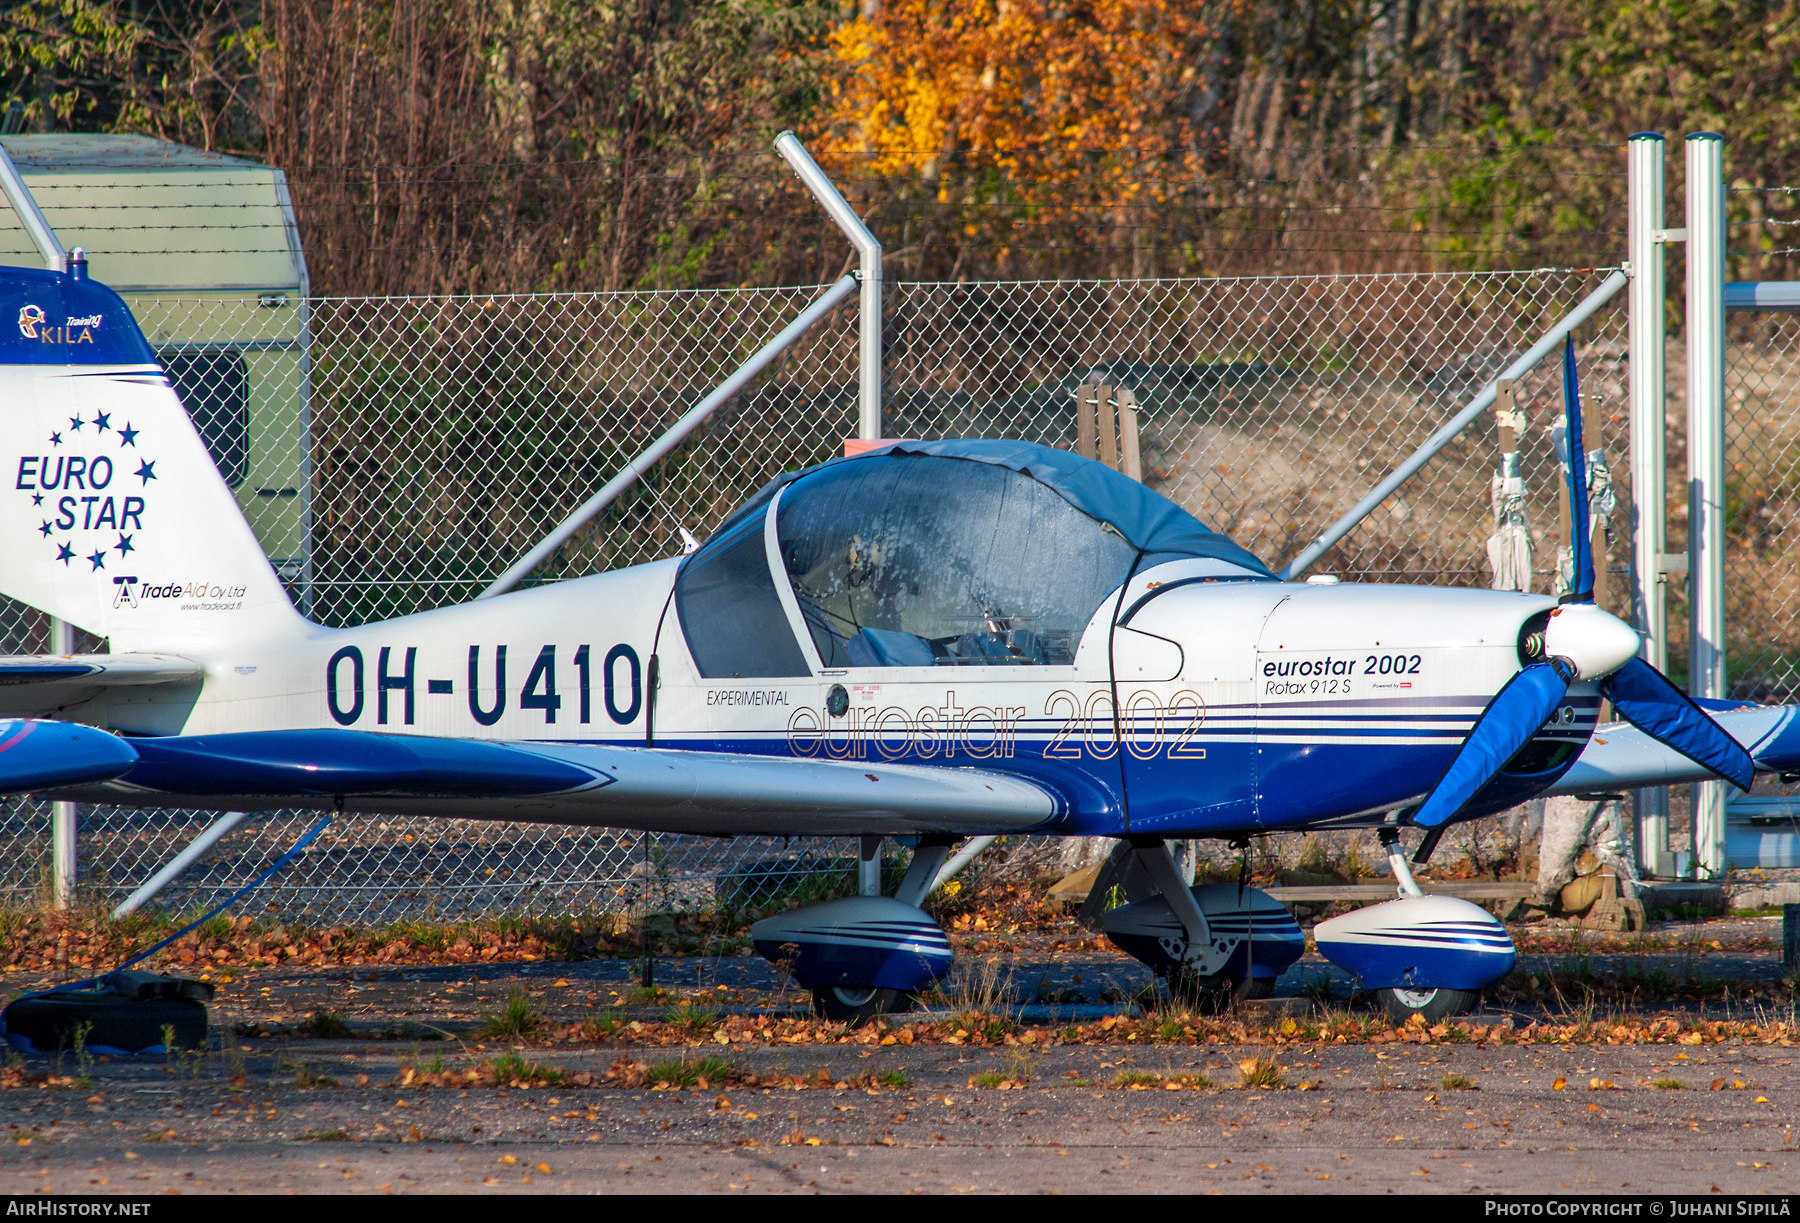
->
[1411,339,1753,831]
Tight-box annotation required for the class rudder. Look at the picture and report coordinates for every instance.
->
[0,258,302,652]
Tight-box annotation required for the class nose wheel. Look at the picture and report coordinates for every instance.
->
[810,985,913,1026]
[1376,986,1479,1024]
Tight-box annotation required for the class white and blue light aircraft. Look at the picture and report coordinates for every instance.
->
[2,253,1796,1026]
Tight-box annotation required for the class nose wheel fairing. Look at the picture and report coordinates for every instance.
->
[1312,894,1517,992]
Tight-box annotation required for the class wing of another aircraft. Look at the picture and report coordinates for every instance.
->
[33,727,1062,837]
[1545,703,1800,797]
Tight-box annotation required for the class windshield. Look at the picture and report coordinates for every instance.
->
[674,505,810,679]
[776,455,1139,667]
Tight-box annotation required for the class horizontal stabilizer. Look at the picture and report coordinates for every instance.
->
[0,655,201,687]
[0,654,202,720]
[0,719,138,794]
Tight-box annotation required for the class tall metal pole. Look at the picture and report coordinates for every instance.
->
[1686,132,1729,878]
[1627,133,1672,878]
[4,140,77,905]
[774,132,883,441]
[0,140,65,271]
[49,617,77,909]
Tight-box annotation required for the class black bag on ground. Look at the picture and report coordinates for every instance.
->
[3,974,212,1054]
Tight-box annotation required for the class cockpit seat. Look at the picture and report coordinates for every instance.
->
[847,627,938,668]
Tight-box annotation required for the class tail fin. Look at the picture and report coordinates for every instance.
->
[0,260,302,652]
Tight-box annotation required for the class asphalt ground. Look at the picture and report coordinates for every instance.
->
[2,1038,1797,1194]
[1,914,1796,1195]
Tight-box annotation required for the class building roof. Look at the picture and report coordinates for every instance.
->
[0,134,304,292]
[0,133,269,174]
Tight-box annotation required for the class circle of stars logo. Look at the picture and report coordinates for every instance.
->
[31,410,151,572]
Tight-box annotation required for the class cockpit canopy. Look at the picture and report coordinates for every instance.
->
[780,456,1137,667]
[675,439,1272,678]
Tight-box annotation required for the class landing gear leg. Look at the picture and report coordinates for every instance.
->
[1379,827,1426,899]
[1129,840,1234,990]
[1367,828,1481,1021]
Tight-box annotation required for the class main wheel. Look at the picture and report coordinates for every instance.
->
[810,985,911,1026]
[1167,969,1275,1014]
[1376,986,1480,1024]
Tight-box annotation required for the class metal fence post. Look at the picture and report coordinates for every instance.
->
[0,140,65,271]
[48,616,76,909]
[1686,132,1729,878]
[1628,132,1674,878]
[773,132,882,441]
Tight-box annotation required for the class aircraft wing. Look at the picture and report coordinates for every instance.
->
[0,654,202,718]
[36,727,1063,837]
[1544,704,1800,797]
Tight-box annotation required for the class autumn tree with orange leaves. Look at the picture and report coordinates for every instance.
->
[818,0,1221,275]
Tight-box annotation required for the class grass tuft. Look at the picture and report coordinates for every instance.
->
[1440,1073,1477,1091]
[290,1064,341,1089]
[1237,1056,1286,1089]
[490,1050,564,1086]
[479,990,544,1040]
[664,1002,722,1037]
[644,1056,735,1088]
[301,1010,353,1039]
[579,1011,627,1039]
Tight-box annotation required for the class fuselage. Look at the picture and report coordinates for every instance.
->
[0,278,1594,839]
[73,552,1587,838]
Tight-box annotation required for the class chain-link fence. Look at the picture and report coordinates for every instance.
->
[1,281,870,922]
[13,263,1757,923]
[1720,327,1800,706]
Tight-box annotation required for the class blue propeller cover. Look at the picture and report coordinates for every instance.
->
[1600,657,1755,790]
[1413,662,1571,828]
[0,720,139,794]
[1561,337,1596,599]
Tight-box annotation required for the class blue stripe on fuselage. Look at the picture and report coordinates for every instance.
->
[532,691,1594,837]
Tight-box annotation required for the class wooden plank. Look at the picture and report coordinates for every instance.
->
[1096,385,1118,470]
[1074,385,1098,459]
[1117,387,1142,481]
